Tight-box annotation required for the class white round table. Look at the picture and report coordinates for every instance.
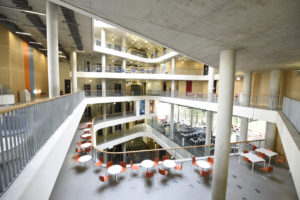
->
[81,143,91,148]
[84,128,91,131]
[163,159,176,168]
[81,133,91,138]
[78,155,91,167]
[85,122,92,125]
[141,160,154,172]
[108,165,122,182]
[196,160,211,170]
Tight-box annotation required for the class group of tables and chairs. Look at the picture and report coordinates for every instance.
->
[74,121,93,167]
[239,145,286,174]
[96,155,215,184]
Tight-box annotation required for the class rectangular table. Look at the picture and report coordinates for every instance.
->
[240,152,265,172]
[255,148,278,165]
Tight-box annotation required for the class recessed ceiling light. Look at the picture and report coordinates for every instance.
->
[89,80,92,82]
[148,47,150,50]
[130,61,133,63]
[137,47,140,49]
[112,37,114,41]
[236,76,241,81]
[15,31,31,36]
[134,38,137,41]
[145,40,148,43]
[112,60,114,62]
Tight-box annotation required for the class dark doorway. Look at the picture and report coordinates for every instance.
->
[163,82,167,91]
[64,79,71,94]
[84,84,91,96]
[203,64,209,75]
[214,80,217,93]
[186,81,192,94]
[84,61,90,72]
[84,106,91,117]
[97,84,102,96]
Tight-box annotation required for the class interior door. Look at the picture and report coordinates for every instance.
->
[64,79,71,94]
[186,81,192,94]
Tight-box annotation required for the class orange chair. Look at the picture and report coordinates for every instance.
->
[145,171,154,178]
[252,145,257,151]
[207,157,214,166]
[261,166,273,173]
[243,150,249,153]
[84,131,90,134]
[192,156,198,167]
[86,136,92,140]
[265,148,272,151]
[130,160,139,170]
[75,147,82,153]
[75,154,80,162]
[99,175,109,182]
[199,170,210,177]
[120,161,127,173]
[159,168,168,176]
[84,147,91,153]
[85,140,92,143]
[275,155,286,164]
[257,152,266,159]
[153,157,159,167]
[175,162,183,171]
[106,161,113,169]
[242,156,250,163]
[210,169,213,174]
[162,155,169,161]
[78,141,82,147]
[95,156,104,167]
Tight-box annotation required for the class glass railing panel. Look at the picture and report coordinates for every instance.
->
[0,92,85,195]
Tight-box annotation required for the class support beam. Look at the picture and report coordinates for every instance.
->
[171,57,175,74]
[71,51,77,93]
[190,108,193,127]
[206,66,215,155]
[122,37,126,73]
[46,1,59,98]
[212,49,236,200]
[170,104,174,139]
[265,69,281,149]
[135,100,140,116]
[239,72,252,152]
[171,80,175,97]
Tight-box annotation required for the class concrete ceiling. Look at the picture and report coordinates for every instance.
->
[51,0,300,72]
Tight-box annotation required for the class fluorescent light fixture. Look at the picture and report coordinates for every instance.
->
[15,31,31,36]
[22,10,45,16]
[236,76,241,81]
[89,80,92,82]
[59,55,66,58]
[94,19,115,28]
[59,51,63,54]
[145,40,148,43]
[0,5,45,16]
[29,41,42,45]
[39,48,47,51]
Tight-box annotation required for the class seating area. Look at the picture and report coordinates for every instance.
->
[239,145,285,174]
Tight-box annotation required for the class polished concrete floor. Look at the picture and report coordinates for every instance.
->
[50,126,298,200]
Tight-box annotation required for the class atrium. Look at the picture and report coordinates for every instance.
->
[0,0,299,200]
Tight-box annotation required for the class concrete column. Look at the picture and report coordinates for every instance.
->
[265,69,281,149]
[122,143,126,162]
[171,80,175,97]
[206,66,215,155]
[101,28,106,48]
[135,100,140,116]
[46,1,59,98]
[122,80,126,95]
[190,108,193,127]
[171,57,175,74]
[71,51,77,93]
[122,102,126,116]
[102,104,106,120]
[145,100,150,114]
[211,49,236,200]
[103,128,108,142]
[122,37,126,73]
[177,105,180,122]
[239,72,252,152]
[170,104,174,139]
[102,79,106,97]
